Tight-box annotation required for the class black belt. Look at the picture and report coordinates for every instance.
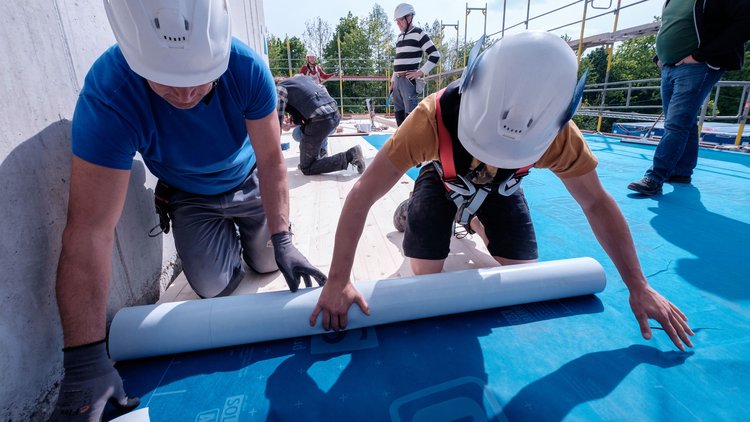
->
[147,165,257,237]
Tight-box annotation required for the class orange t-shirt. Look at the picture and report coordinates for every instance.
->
[382,93,598,179]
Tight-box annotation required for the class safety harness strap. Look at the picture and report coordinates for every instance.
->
[434,88,534,227]
[434,88,457,181]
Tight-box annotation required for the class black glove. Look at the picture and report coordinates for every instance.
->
[49,340,140,422]
[271,231,327,292]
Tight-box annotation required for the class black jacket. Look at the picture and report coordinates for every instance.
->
[663,0,750,70]
[280,76,336,124]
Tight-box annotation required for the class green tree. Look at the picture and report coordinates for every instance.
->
[267,35,306,77]
[611,35,659,81]
[436,23,461,74]
[610,35,661,116]
[324,13,375,113]
[579,47,617,120]
[364,4,395,73]
[580,47,609,85]
[364,5,396,112]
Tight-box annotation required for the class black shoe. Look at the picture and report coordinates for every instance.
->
[666,174,691,184]
[627,177,662,196]
[348,145,366,174]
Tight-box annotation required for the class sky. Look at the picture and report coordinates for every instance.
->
[264,0,663,48]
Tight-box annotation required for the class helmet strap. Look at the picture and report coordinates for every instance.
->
[401,14,413,33]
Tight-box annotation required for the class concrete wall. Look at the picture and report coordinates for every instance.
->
[0,1,267,420]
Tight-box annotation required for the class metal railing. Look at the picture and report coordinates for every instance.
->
[320,69,750,145]
[269,0,750,144]
[579,79,750,137]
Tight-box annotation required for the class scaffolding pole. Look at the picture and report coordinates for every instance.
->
[337,33,344,115]
[464,3,487,66]
[736,98,749,145]
[285,35,292,77]
[439,20,459,88]
[596,0,621,132]
[576,1,589,64]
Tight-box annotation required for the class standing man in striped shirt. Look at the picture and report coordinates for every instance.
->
[392,3,441,126]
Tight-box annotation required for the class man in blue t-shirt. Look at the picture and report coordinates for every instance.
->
[50,1,325,420]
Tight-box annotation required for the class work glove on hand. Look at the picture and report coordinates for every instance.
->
[49,340,139,422]
[271,231,327,292]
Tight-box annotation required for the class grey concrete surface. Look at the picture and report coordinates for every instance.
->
[0,1,268,420]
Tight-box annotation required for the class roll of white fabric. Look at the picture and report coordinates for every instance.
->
[108,257,606,361]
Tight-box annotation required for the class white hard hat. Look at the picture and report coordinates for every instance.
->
[103,0,232,87]
[394,3,416,20]
[458,31,586,169]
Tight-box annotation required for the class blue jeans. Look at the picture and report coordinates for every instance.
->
[645,63,724,183]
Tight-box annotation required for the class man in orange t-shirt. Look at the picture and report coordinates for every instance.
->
[309,32,694,354]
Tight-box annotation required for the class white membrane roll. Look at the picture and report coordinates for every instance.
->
[109,257,606,361]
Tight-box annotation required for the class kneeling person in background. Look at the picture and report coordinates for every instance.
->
[276,75,366,175]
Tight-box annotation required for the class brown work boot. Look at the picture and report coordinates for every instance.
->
[627,177,662,196]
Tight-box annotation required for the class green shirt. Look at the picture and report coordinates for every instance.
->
[656,0,699,65]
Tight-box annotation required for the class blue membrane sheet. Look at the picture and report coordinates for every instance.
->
[116,134,750,421]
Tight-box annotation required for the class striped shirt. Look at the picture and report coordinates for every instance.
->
[394,26,440,74]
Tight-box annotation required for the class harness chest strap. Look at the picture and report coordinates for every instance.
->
[433,88,534,226]
[434,88,534,184]
[434,88,457,181]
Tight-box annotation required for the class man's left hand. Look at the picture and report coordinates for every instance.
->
[281,122,294,131]
[676,55,699,66]
[629,286,694,351]
[271,231,326,292]
[405,69,423,80]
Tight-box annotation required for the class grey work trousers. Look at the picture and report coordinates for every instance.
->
[169,169,277,298]
[297,113,349,175]
[392,75,421,115]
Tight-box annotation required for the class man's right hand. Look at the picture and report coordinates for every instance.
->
[49,340,139,422]
[309,280,370,331]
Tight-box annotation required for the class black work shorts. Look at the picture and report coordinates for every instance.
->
[403,162,538,261]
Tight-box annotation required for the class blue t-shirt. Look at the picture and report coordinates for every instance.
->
[72,38,277,195]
